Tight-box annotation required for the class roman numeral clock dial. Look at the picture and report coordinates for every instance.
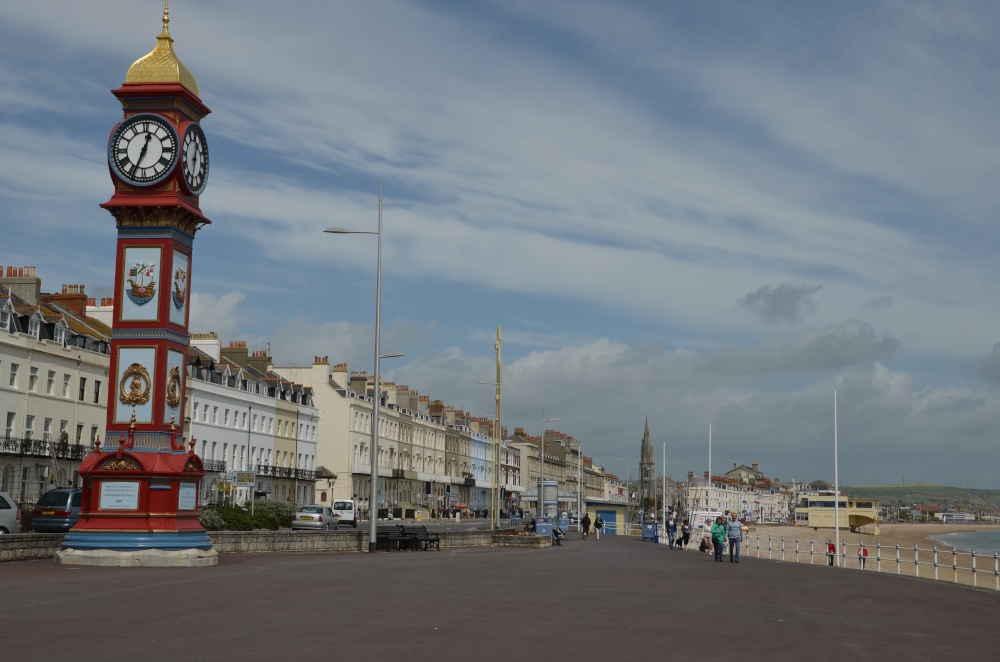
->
[108,113,179,186]
[181,123,209,195]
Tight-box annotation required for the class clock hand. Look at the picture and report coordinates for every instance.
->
[136,132,153,166]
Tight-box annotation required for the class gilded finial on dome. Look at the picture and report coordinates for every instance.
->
[125,0,200,96]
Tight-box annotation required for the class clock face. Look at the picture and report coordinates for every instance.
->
[181,123,209,195]
[109,114,179,186]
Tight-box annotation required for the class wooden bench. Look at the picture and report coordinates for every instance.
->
[402,525,440,551]
[375,525,418,551]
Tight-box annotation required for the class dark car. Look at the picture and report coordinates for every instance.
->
[31,488,82,532]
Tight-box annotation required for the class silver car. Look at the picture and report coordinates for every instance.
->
[0,490,22,534]
[291,505,339,531]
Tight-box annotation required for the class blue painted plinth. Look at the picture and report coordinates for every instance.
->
[61,531,214,552]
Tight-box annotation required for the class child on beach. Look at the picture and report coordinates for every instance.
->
[826,539,836,566]
[858,542,868,569]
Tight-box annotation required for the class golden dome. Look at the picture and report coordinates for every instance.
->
[125,1,199,96]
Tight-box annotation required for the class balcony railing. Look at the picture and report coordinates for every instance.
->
[254,464,319,481]
[203,459,227,473]
[0,436,88,461]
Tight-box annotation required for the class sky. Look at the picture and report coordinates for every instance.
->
[2,1,999,488]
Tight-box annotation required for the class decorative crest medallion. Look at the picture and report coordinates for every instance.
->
[119,362,152,406]
[166,365,181,408]
[172,266,187,309]
[126,261,157,305]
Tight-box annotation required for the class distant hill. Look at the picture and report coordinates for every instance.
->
[845,485,1000,508]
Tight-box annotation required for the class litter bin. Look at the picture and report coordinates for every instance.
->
[642,521,657,541]
[511,516,521,527]
[535,516,553,538]
[558,515,569,533]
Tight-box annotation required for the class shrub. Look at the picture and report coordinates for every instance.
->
[199,508,226,531]
[215,506,253,531]
[250,500,296,528]
[250,510,280,530]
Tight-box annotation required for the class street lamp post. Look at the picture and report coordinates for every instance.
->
[539,414,558,519]
[325,183,403,553]
[474,325,503,531]
[575,439,582,531]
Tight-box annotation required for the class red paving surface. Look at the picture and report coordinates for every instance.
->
[2,534,999,660]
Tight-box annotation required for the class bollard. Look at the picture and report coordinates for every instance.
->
[952,547,958,584]
[876,542,881,573]
[972,550,977,588]
[809,539,815,565]
[780,536,786,562]
[895,543,901,575]
[933,546,938,581]
[795,538,800,564]
[995,552,999,592]
[914,545,919,578]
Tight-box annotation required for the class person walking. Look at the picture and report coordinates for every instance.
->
[726,512,743,563]
[667,516,677,549]
[826,539,837,567]
[711,516,727,562]
[680,519,691,550]
[857,542,868,569]
[594,514,604,539]
[581,512,592,540]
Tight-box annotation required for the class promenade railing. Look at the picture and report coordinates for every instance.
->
[745,533,1000,591]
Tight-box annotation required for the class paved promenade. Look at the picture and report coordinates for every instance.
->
[3,534,997,660]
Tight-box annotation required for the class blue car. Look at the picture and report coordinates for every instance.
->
[31,488,82,532]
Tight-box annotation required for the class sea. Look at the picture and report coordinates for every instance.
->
[928,529,1000,553]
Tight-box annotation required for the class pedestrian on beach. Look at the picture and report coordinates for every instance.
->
[857,542,868,569]
[594,514,604,539]
[726,512,743,563]
[667,515,677,549]
[826,539,836,567]
[680,519,691,549]
[581,512,592,540]
[711,516,727,562]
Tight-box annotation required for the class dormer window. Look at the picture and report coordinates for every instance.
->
[28,318,40,338]
[54,325,66,345]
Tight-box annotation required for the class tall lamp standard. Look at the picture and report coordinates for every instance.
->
[573,439,583,531]
[475,325,503,531]
[539,414,559,519]
[325,183,404,553]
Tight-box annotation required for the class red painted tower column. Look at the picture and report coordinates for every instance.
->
[58,3,216,566]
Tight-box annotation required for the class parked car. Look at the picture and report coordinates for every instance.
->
[291,505,339,531]
[0,490,22,534]
[31,488,82,533]
[332,499,358,528]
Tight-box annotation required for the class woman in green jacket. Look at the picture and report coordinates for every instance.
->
[711,516,726,562]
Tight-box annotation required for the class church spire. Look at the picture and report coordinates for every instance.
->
[639,417,656,512]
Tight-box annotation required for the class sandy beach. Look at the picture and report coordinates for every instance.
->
[728,522,1000,589]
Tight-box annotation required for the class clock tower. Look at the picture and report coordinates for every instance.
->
[58,2,217,566]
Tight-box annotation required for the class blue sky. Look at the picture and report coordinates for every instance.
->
[2,1,999,488]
